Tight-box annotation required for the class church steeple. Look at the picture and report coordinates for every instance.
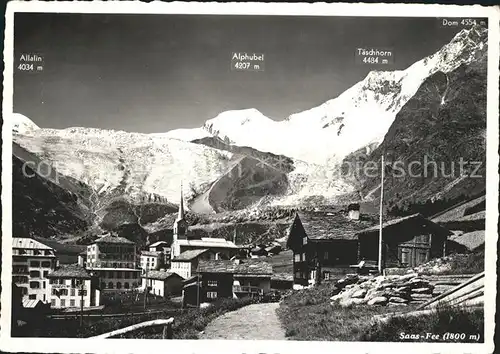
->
[177,182,185,221]
[173,182,188,242]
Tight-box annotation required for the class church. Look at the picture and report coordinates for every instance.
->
[169,187,240,260]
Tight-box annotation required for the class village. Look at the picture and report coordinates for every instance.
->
[11,186,485,340]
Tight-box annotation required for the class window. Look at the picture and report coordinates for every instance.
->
[30,261,40,267]
[70,288,75,296]
[29,294,37,300]
[42,281,46,289]
[29,281,40,289]
[295,272,301,279]
[52,289,58,295]
[303,237,308,245]
[43,271,49,278]
[324,272,330,280]
[294,253,300,262]
[51,299,56,307]
[41,261,51,268]
[124,282,130,289]
[60,299,66,307]
[324,251,329,260]
[302,253,306,261]
[208,280,218,287]
[101,282,106,289]
[29,270,40,278]
[60,289,68,296]
[78,290,88,296]
[70,299,75,307]
[206,291,217,299]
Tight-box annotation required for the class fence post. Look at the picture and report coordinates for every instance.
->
[166,320,173,339]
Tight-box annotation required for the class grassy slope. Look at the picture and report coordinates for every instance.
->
[277,282,483,342]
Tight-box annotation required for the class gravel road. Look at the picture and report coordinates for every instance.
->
[199,302,286,340]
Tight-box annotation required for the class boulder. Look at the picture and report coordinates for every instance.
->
[412,287,434,294]
[389,296,409,303]
[388,302,408,307]
[339,298,366,307]
[367,296,388,306]
[351,289,367,299]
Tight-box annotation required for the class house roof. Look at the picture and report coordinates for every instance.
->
[47,264,91,279]
[175,238,239,249]
[22,299,45,309]
[197,259,273,276]
[172,249,210,261]
[449,230,485,251]
[432,195,486,223]
[149,241,170,247]
[32,237,86,254]
[142,270,183,281]
[141,250,162,257]
[296,211,379,241]
[357,213,452,237]
[94,235,134,245]
[12,237,54,250]
[271,273,293,282]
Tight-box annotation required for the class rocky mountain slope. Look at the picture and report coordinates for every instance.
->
[357,26,487,210]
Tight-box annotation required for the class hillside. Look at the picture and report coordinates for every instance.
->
[356,28,487,211]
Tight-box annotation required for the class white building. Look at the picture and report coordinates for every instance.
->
[47,264,100,309]
[12,237,57,303]
[140,250,162,275]
[85,234,141,291]
[142,271,184,298]
[170,249,217,279]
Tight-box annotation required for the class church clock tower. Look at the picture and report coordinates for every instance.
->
[173,184,188,242]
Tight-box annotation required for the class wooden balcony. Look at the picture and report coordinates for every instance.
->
[233,285,263,295]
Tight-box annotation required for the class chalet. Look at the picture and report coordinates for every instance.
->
[357,213,452,268]
[286,211,378,286]
[270,273,294,290]
[170,248,216,279]
[141,270,184,297]
[186,259,272,305]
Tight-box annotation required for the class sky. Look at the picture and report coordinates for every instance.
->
[13,13,468,133]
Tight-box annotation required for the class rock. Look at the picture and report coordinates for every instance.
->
[399,273,418,281]
[367,296,388,306]
[339,298,366,307]
[411,293,433,300]
[388,302,408,307]
[395,286,410,292]
[389,296,409,303]
[351,289,367,299]
[412,287,433,294]
[366,290,386,300]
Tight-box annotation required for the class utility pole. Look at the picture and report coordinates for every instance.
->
[378,154,385,274]
[196,273,200,309]
[143,267,148,311]
[79,281,84,327]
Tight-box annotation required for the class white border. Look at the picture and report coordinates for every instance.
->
[2,2,499,354]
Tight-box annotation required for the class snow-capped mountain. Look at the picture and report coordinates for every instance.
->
[11,24,487,224]
[11,113,40,135]
[166,25,487,165]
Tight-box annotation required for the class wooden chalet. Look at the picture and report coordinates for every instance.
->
[287,210,379,286]
[357,213,452,268]
[188,259,272,304]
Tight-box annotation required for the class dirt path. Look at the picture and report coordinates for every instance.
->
[199,302,286,340]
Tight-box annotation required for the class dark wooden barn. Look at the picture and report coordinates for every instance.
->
[286,211,378,286]
[357,213,452,268]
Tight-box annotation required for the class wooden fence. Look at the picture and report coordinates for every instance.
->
[90,318,174,339]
